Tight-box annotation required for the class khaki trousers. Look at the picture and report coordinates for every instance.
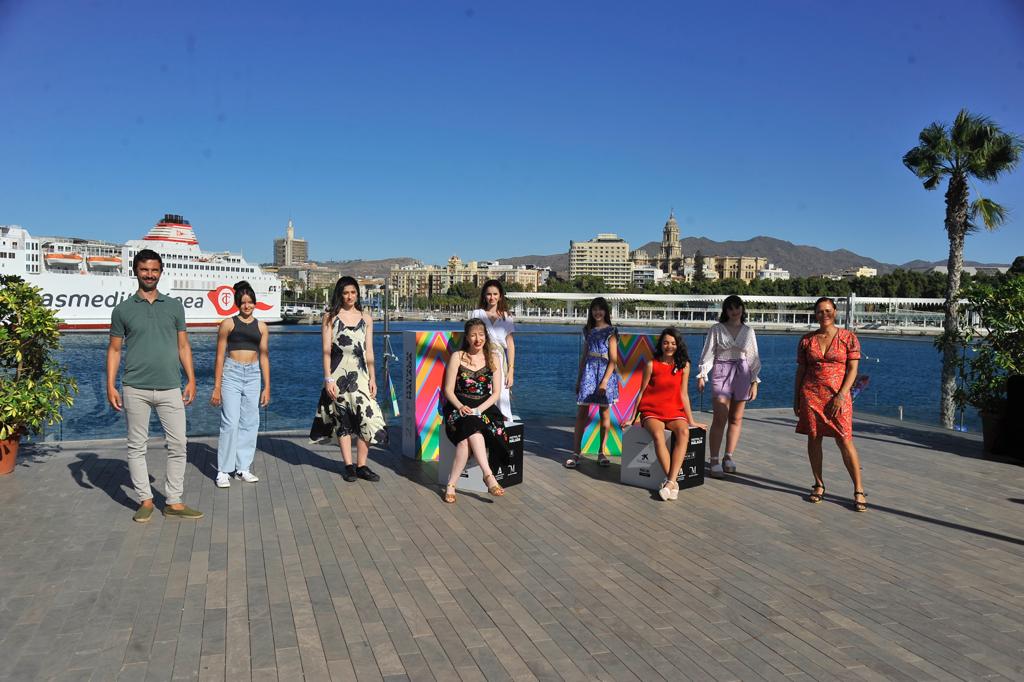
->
[123,386,188,505]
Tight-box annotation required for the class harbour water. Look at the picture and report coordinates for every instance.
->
[48,321,972,441]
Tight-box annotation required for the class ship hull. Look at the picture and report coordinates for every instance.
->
[27,273,282,329]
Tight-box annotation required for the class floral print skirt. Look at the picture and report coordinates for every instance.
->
[442,400,510,467]
[309,382,388,445]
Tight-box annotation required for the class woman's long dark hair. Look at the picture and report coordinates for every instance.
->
[477,279,509,317]
[653,327,689,373]
[234,280,257,308]
[585,296,613,332]
[459,318,497,371]
[719,294,746,324]
[328,276,362,318]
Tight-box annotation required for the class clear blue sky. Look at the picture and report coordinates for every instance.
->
[2,0,1023,267]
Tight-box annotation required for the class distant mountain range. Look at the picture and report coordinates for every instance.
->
[498,237,1010,278]
[303,238,1010,279]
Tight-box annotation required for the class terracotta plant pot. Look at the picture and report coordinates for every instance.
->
[0,436,20,476]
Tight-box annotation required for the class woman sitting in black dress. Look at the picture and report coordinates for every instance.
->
[441,318,510,503]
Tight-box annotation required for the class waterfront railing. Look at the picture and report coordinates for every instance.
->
[34,325,972,443]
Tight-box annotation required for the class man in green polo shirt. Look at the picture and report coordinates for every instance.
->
[107,248,203,523]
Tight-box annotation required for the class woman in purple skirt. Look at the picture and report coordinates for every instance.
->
[696,295,761,478]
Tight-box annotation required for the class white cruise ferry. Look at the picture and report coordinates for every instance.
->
[0,214,282,329]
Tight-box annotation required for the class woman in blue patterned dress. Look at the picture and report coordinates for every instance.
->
[566,297,619,468]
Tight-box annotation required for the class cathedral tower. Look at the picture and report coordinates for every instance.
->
[657,210,683,271]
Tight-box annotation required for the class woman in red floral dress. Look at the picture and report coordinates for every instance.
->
[793,297,868,511]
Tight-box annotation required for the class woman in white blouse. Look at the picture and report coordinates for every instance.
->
[696,295,760,477]
[468,279,516,421]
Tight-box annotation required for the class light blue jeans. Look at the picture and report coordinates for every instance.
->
[217,358,262,473]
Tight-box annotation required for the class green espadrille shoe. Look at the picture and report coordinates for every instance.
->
[162,505,204,520]
[132,504,156,524]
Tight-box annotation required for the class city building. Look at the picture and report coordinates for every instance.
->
[273,219,308,266]
[681,259,719,282]
[267,265,309,293]
[629,248,650,267]
[523,264,552,286]
[712,255,769,282]
[628,211,770,284]
[839,266,878,278]
[267,263,343,294]
[389,256,542,300]
[631,264,666,288]
[568,233,631,289]
[654,212,684,273]
[758,263,791,281]
[306,264,341,291]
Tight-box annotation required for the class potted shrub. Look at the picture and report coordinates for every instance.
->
[0,275,78,475]
[955,274,1024,453]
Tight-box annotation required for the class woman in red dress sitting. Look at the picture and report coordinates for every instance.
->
[631,328,707,501]
[794,297,868,512]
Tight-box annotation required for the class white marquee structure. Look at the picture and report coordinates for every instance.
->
[506,292,951,334]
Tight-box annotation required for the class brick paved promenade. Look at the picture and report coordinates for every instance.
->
[1,409,1022,681]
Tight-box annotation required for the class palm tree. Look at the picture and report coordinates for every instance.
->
[903,109,1022,428]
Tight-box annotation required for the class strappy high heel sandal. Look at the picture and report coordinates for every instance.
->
[442,484,457,504]
[807,484,825,504]
[665,480,679,501]
[658,479,678,501]
[484,474,505,497]
[853,490,868,512]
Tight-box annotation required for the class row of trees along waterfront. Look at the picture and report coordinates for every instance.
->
[408,266,1021,313]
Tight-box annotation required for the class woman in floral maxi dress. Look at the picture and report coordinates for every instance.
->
[310,277,388,483]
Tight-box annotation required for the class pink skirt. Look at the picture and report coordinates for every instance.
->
[711,359,753,401]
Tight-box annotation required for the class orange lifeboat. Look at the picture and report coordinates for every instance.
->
[87,255,122,269]
[44,252,84,266]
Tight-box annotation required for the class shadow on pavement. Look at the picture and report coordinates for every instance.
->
[721,470,1024,546]
[67,452,164,510]
[259,426,441,497]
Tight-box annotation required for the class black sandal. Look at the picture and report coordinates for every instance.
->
[853,490,868,512]
[807,484,825,504]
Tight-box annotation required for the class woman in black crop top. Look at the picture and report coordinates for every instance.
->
[211,281,270,488]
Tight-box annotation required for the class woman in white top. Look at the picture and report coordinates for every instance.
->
[697,295,761,478]
[468,279,516,421]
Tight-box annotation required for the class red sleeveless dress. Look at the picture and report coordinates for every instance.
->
[638,361,689,423]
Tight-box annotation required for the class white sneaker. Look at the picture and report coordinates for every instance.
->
[722,457,737,474]
[236,470,259,483]
[215,472,231,488]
